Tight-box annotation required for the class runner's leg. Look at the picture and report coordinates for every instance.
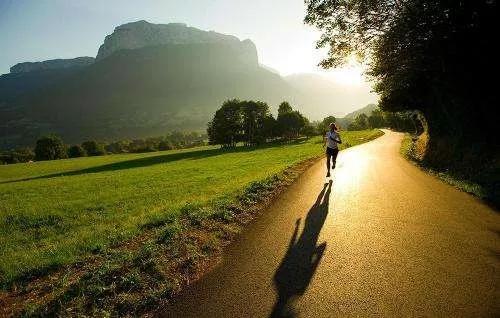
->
[326,149,332,175]
[331,148,339,169]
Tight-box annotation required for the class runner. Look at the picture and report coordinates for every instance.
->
[324,122,342,177]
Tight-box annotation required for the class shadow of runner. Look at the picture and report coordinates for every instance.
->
[270,180,332,318]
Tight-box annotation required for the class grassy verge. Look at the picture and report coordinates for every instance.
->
[400,134,497,204]
[0,129,382,316]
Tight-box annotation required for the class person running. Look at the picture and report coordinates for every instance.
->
[324,122,342,177]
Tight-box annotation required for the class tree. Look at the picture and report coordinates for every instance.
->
[106,140,130,154]
[207,99,244,148]
[302,122,317,138]
[241,100,271,145]
[276,101,308,139]
[1,148,35,164]
[305,0,498,159]
[319,115,337,133]
[158,140,174,151]
[35,135,67,161]
[68,145,87,158]
[262,114,278,140]
[349,113,369,130]
[81,140,106,156]
[277,110,308,139]
[368,109,385,128]
[277,101,293,116]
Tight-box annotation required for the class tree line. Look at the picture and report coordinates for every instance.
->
[1,98,416,164]
[305,0,497,165]
[0,131,205,164]
[207,99,314,148]
[346,109,417,132]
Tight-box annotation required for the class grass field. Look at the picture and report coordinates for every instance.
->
[0,130,383,287]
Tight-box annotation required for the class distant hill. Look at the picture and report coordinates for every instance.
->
[334,103,378,129]
[284,73,377,119]
[0,21,299,149]
[0,20,376,149]
[343,103,378,119]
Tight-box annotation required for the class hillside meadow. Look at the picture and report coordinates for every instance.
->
[0,130,383,287]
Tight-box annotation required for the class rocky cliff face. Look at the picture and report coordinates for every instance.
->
[96,20,258,65]
[10,57,95,73]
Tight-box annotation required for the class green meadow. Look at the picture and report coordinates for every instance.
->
[0,130,382,286]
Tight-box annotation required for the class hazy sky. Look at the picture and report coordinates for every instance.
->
[0,0,377,97]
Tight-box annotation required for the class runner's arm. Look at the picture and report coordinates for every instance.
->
[328,134,342,144]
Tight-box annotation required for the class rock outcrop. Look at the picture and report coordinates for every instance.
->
[10,57,95,73]
[96,20,258,65]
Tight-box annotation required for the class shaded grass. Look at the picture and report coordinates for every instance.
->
[0,130,382,290]
[400,133,498,208]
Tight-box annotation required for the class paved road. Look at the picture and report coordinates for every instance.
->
[161,131,499,317]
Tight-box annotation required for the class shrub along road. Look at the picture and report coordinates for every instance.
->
[161,130,499,317]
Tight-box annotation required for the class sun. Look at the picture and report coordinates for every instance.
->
[323,56,367,86]
[329,66,364,85]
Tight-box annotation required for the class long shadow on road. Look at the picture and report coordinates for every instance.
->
[270,180,332,318]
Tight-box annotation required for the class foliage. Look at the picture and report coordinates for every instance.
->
[34,135,67,161]
[305,0,498,165]
[348,113,369,130]
[277,111,308,139]
[67,145,87,158]
[0,148,35,164]
[318,115,336,134]
[1,131,206,165]
[81,140,106,156]
[207,99,245,147]
[277,101,293,115]
[105,140,130,154]
[241,100,272,145]
[208,99,309,147]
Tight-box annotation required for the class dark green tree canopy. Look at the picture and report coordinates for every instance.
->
[208,100,309,147]
[67,145,87,158]
[278,101,293,115]
[306,0,498,144]
[34,135,67,161]
[319,115,337,133]
[81,140,106,156]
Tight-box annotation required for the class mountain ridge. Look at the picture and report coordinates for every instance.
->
[0,20,376,149]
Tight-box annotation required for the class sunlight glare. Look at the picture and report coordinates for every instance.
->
[322,56,366,86]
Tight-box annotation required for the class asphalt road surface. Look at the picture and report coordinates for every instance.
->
[161,130,499,317]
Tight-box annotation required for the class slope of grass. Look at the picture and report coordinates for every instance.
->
[0,130,383,288]
[400,133,498,206]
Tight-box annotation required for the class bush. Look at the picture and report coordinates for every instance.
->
[67,145,87,158]
[0,148,35,164]
[81,140,106,156]
[158,140,174,151]
[35,135,67,161]
[105,141,130,154]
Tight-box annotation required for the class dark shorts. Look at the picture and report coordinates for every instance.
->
[326,147,338,156]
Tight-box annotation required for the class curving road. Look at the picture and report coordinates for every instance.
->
[161,130,499,317]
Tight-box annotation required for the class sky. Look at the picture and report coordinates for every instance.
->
[0,0,377,100]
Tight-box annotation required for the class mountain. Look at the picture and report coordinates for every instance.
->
[0,21,300,149]
[96,21,247,61]
[0,20,376,149]
[343,103,378,119]
[284,73,378,120]
[10,57,95,73]
[334,103,378,129]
